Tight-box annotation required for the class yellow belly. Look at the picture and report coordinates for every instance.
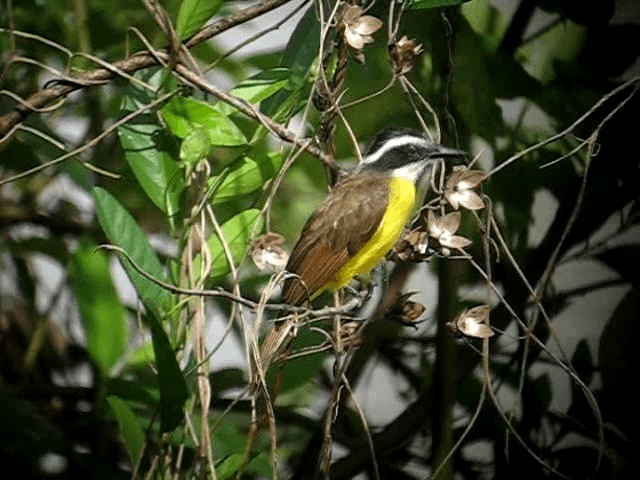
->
[325,176,416,290]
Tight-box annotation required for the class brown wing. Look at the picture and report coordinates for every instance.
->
[283,174,389,305]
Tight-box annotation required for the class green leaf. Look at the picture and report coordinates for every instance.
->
[209,151,283,205]
[598,290,640,398]
[212,422,247,457]
[268,328,325,396]
[119,69,184,217]
[209,368,246,393]
[595,245,640,290]
[180,126,211,165]
[215,68,290,117]
[279,6,320,76]
[93,187,170,314]
[409,0,471,8]
[161,96,247,146]
[119,121,184,216]
[203,209,264,280]
[520,19,586,84]
[451,18,504,143]
[147,312,189,432]
[597,290,640,436]
[93,187,188,432]
[259,7,319,128]
[106,378,160,406]
[106,396,145,464]
[571,339,594,390]
[529,373,552,422]
[176,0,223,39]
[488,50,542,99]
[69,237,126,374]
[216,454,244,480]
[127,341,156,367]
[214,452,264,480]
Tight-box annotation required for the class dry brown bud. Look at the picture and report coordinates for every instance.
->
[249,232,288,273]
[389,35,424,75]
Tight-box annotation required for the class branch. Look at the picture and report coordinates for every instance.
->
[174,64,335,169]
[0,0,296,139]
[499,0,539,54]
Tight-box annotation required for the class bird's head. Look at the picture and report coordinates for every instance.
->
[358,127,466,182]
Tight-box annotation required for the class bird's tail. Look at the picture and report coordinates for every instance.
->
[257,314,297,374]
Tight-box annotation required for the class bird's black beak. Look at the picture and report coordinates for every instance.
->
[429,144,467,158]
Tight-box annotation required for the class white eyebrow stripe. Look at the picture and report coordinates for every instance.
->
[361,135,429,164]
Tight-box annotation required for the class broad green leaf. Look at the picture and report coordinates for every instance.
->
[268,328,325,397]
[595,245,640,290]
[216,454,244,480]
[571,339,594,388]
[451,18,504,143]
[209,368,246,393]
[203,209,264,280]
[209,151,283,205]
[180,126,211,165]
[106,396,145,464]
[161,96,247,146]
[93,187,188,432]
[485,151,540,252]
[215,68,290,117]
[409,0,471,8]
[214,452,265,480]
[278,6,320,77]
[93,187,170,314]
[212,422,247,457]
[106,378,160,406]
[127,341,156,367]
[259,7,319,128]
[147,312,189,432]
[488,50,542,99]
[0,393,67,457]
[69,237,126,374]
[12,236,67,263]
[598,290,639,396]
[520,19,586,83]
[119,69,184,217]
[460,2,541,99]
[598,290,640,435]
[462,0,507,43]
[529,374,552,423]
[119,122,183,216]
[176,0,223,40]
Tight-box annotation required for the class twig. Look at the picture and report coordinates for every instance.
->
[0,90,176,185]
[487,76,640,178]
[174,64,335,169]
[0,0,297,138]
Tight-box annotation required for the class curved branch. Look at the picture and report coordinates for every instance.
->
[0,0,296,139]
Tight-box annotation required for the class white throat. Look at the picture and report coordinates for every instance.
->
[391,162,427,182]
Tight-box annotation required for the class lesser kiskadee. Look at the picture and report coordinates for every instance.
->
[260,128,465,369]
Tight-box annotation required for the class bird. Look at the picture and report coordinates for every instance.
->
[258,127,465,371]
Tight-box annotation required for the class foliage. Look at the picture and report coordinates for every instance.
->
[1,0,639,479]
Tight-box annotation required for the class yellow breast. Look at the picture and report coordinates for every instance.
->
[327,176,416,290]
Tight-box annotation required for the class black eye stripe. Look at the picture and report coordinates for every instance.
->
[366,145,425,171]
[364,127,427,156]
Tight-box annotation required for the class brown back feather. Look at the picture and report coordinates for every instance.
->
[283,174,389,305]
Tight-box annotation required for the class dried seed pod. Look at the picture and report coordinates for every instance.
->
[426,210,472,250]
[249,232,289,273]
[340,5,382,63]
[388,292,427,328]
[447,305,494,338]
[392,227,430,262]
[444,169,485,211]
[389,35,424,75]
